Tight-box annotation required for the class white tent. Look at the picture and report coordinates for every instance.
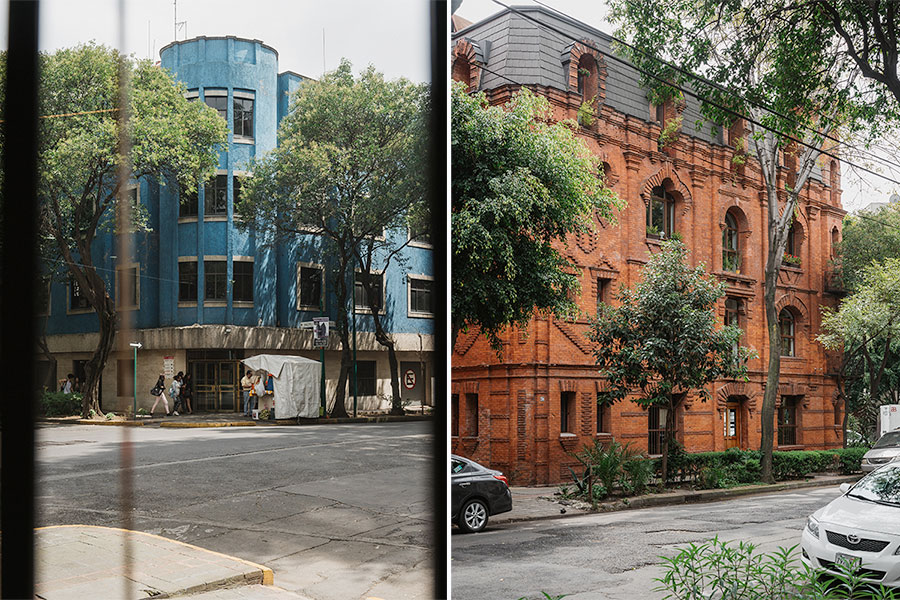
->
[240,354,321,419]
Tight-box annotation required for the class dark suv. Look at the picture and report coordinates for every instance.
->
[451,454,513,533]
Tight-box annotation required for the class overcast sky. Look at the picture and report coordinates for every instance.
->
[0,0,432,82]
[455,0,899,213]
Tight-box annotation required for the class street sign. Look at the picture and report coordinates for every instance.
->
[313,317,329,349]
[163,356,175,378]
[404,368,416,390]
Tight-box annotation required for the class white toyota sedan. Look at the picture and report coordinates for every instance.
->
[801,463,900,587]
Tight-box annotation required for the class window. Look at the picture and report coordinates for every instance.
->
[576,55,597,99]
[561,391,576,433]
[409,277,433,316]
[233,176,242,205]
[297,265,324,310]
[725,297,742,361]
[116,265,138,309]
[597,392,611,434]
[786,223,796,256]
[205,260,227,301]
[465,393,479,436]
[831,227,840,259]
[233,260,254,303]
[778,396,799,446]
[648,405,666,454]
[179,261,198,302]
[204,92,227,121]
[181,186,198,218]
[117,359,135,397]
[355,360,376,396]
[655,102,666,125]
[233,96,254,139]
[204,175,228,216]
[596,277,612,313]
[779,308,795,357]
[723,212,740,272]
[354,271,383,312]
[451,393,460,436]
[646,185,675,238]
[69,277,90,311]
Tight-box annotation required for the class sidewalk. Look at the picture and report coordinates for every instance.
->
[32,525,311,599]
[492,474,861,525]
[44,411,432,428]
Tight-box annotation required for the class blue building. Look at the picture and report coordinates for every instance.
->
[43,36,434,414]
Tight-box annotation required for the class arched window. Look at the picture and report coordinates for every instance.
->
[723,212,739,272]
[831,227,840,259]
[646,185,675,238]
[779,308,795,357]
[577,54,598,100]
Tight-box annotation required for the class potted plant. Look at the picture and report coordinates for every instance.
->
[646,224,662,239]
[782,253,802,267]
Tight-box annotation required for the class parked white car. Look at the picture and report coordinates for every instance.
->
[801,463,900,587]
[862,430,900,473]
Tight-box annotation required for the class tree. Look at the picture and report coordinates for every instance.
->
[237,59,429,417]
[589,240,750,483]
[838,203,900,293]
[609,0,886,483]
[31,44,226,417]
[820,258,900,442]
[451,81,621,349]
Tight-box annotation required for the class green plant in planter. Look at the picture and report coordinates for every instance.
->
[658,115,682,148]
[577,96,596,127]
[783,253,802,267]
[646,224,662,238]
[723,253,741,272]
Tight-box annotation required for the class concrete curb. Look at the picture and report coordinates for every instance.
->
[159,421,257,428]
[495,475,862,525]
[72,419,145,426]
[265,415,433,425]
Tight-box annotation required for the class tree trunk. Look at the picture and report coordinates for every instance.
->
[359,274,403,415]
[81,298,116,418]
[36,332,57,392]
[760,263,781,483]
[660,396,675,486]
[331,307,351,419]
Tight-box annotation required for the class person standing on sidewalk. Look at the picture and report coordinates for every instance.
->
[181,373,193,414]
[150,374,171,416]
[241,370,254,416]
[170,372,183,416]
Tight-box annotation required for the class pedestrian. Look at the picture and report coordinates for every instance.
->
[241,370,254,416]
[149,374,171,416]
[170,372,183,416]
[181,373,193,414]
[62,373,74,394]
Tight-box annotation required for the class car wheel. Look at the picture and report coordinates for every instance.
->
[458,498,489,533]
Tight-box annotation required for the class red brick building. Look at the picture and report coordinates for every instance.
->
[451,6,845,485]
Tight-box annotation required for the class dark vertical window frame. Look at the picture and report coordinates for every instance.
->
[2,2,39,596]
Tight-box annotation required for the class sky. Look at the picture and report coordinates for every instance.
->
[0,0,433,82]
[454,0,899,213]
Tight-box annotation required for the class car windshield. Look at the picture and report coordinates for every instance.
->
[847,466,900,506]
[874,431,900,449]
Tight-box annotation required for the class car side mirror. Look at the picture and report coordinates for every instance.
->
[839,483,851,494]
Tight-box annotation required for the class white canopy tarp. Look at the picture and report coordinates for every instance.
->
[240,354,321,419]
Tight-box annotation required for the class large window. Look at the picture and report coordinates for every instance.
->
[648,405,666,455]
[356,360,376,396]
[561,391,576,433]
[179,261,198,302]
[778,396,799,446]
[725,297,742,359]
[69,277,90,311]
[204,175,228,216]
[204,92,227,121]
[297,265,324,310]
[181,186,199,218]
[408,277,433,316]
[116,265,139,309]
[597,393,611,434]
[205,260,227,301]
[233,260,254,303]
[596,277,612,313]
[233,95,254,139]
[779,308,795,357]
[355,271,383,312]
[723,212,740,272]
[646,186,675,238]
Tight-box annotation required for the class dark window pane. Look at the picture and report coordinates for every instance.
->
[117,267,137,307]
[410,278,433,314]
[181,186,198,217]
[299,266,323,308]
[179,262,198,302]
[204,175,227,216]
[355,272,383,311]
[234,97,254,138]
[70,278,90,310]
[205,261,227,301]
[204,94,227,120]
[233,261,253,303]
[356,360,376,396]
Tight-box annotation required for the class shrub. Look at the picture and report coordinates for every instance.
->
[621,455,654,495]
[657,537,898,599]
[40,391,82,417]
[832,447,868,474]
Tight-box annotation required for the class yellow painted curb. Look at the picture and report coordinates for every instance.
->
[36,525,274,585]
[159,421,257,428]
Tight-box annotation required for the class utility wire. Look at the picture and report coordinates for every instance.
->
[531,0,900,177]
[485,0,900,188]
[0,107,119,123]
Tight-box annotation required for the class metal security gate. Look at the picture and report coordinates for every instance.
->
[191,360,239,411]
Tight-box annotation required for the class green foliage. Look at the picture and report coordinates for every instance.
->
[782,253,802,267]
[839,205,900,294]
[451,81,622,348]
[567,439,653,501]
[577,97,596,127]
[39,392,82,417]
[657,537,899,599]
[833,447,867,474]
[657,115,682,148]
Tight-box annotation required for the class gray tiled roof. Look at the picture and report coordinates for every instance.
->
[454,5,824,182]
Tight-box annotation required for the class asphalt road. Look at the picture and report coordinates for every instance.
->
[451,485,846,600]
[35,421,435,600]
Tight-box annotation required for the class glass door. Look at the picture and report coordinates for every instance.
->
[218,361,238,411]
[724,400,742,449]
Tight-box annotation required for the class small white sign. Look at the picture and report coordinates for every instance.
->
[163,356,175,378]
[313,317,329,349]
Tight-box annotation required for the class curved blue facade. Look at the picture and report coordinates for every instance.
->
[44,37,434,413]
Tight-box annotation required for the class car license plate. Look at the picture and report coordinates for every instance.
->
[835,552,861,571]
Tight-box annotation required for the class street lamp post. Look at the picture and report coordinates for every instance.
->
[129,342,142,418]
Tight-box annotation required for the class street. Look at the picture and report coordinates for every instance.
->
[35,421,434,600]
[451,486,845,600]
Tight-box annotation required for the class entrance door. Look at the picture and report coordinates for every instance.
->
[724,400,743,449]
[191,360,240,411]
[218,361,238,411]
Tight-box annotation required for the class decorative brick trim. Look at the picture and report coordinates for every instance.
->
[775,293,809,320]
[561,40,607,104]
[454,328,481,355]
[640,162,693,212]
[559,379,577,393]
[553,319,592,355]
[452,39,483,93]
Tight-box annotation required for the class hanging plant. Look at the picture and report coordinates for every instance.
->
[658,115,683,148]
